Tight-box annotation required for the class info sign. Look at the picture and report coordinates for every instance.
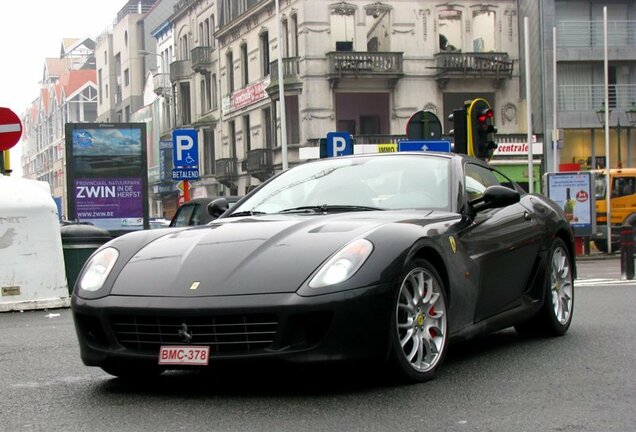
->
[545,172,595,237]
[65,123,149,235]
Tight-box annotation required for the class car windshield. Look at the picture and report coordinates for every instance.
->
[229,154,451,215]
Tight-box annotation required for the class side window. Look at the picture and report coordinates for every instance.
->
[173,205,195,227]
[612,177,636,198]
[492,169,521,192]
[464,163,500,201]
[191,204,203,225]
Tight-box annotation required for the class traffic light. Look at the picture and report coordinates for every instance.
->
[467,98,498,161]
[448,108,468,155]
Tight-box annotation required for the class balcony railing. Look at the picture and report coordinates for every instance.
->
[152,73,171,96]
[434,52,513,80]
[557,20,636,48]
[170,59,192,82]
[327,52,403,76]
[558,84,636,112]
[191,46,214,73]
[246,148,274,182]
[307,135,406,147]
[269,57,300,82]
[215,157,238,187]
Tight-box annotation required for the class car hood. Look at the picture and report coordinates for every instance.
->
[110,211,435,297]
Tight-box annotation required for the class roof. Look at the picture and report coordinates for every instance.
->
[63,70,96,97]
[44,58,71,78]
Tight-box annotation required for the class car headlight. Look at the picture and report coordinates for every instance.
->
[78,247,119,292]
[309,239,373,288]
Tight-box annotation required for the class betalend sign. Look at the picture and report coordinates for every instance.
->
[0,107,23,151]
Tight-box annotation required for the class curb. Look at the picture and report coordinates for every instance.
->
[576,253,620,261]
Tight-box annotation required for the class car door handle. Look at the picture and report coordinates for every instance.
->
[523,211,532,221]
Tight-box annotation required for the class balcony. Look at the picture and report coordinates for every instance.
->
[215,157,238,188]
[152,73,171,97]
[433,52,513,88]
[327,52,403,87]
[307,134,406,148]
[266,57,302,96]
[170,60,192,82]
[246,148,274,182]
[191,46,214,73]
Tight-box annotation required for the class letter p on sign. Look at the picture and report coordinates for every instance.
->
[325,132,352,158]
[176,135,194,160]
[173,129,199,167]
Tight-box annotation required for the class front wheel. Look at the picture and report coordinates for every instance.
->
[389,259,448,382]
[515,238,574,337]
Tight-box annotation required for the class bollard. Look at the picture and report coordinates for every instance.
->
[620,225,634,280]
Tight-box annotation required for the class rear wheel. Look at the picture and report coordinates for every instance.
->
[390,259,448,382]
[515,238,574,337]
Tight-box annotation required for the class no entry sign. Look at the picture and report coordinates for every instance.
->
[0,107,23,151]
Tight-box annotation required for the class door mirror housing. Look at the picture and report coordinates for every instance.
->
[208,197,229,218]
[470,185,520,212]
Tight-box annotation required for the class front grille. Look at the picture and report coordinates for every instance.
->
[111,314,278,355]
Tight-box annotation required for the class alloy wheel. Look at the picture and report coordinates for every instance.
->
[551,245,573,325]
[396,267,447,373]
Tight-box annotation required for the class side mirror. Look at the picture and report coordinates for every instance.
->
[470,185,520,212]
[208,197,229,218]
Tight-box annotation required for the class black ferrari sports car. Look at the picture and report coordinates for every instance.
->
[72,152,575,382]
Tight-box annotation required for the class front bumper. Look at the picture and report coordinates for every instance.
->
[72,284,395,369]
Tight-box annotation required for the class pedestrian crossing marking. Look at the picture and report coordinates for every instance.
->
[575,278,636,287]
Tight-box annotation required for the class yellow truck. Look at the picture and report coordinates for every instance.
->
[593,168,636,252]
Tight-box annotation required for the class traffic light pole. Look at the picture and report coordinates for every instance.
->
[524,16,534,193]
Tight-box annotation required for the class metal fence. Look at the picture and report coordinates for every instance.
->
[557,21,636,48]
[558,84,636,112]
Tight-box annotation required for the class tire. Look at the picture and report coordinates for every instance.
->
[515,238,574,337]
[101,361,164,380]
[389,259,449,382]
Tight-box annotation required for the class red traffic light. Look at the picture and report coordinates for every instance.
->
[478,109,494,125]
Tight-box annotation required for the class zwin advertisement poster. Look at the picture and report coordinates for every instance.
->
[546,172,595,237]
[65,123,149,235]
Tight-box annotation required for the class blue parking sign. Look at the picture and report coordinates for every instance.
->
[173,129,199,167]
[326,132,353,157]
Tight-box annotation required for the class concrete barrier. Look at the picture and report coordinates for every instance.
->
[0,175,69,311]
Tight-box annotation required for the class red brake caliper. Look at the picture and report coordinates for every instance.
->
[429,306,437,337]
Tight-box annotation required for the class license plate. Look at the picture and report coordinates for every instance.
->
[158,346,210,366]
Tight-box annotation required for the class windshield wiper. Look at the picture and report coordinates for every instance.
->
[225,210,267,218]
[278,205,383,214]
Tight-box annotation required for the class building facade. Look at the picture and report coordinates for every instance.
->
[537,0,636,171]
[152,0,530,199]
[20,0,533,221]
[20,38,98,217]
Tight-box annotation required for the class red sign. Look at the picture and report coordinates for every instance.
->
[576,190,589,203]
[231,77,269,111]
[0,107,22,151]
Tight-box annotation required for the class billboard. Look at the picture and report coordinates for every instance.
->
[65,123,149,235]
[545,171,595,237]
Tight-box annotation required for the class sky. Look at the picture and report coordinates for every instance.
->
[0,1,128,177]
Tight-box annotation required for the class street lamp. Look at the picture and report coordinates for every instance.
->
[598,102,636,168]
[597,102,622,168]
